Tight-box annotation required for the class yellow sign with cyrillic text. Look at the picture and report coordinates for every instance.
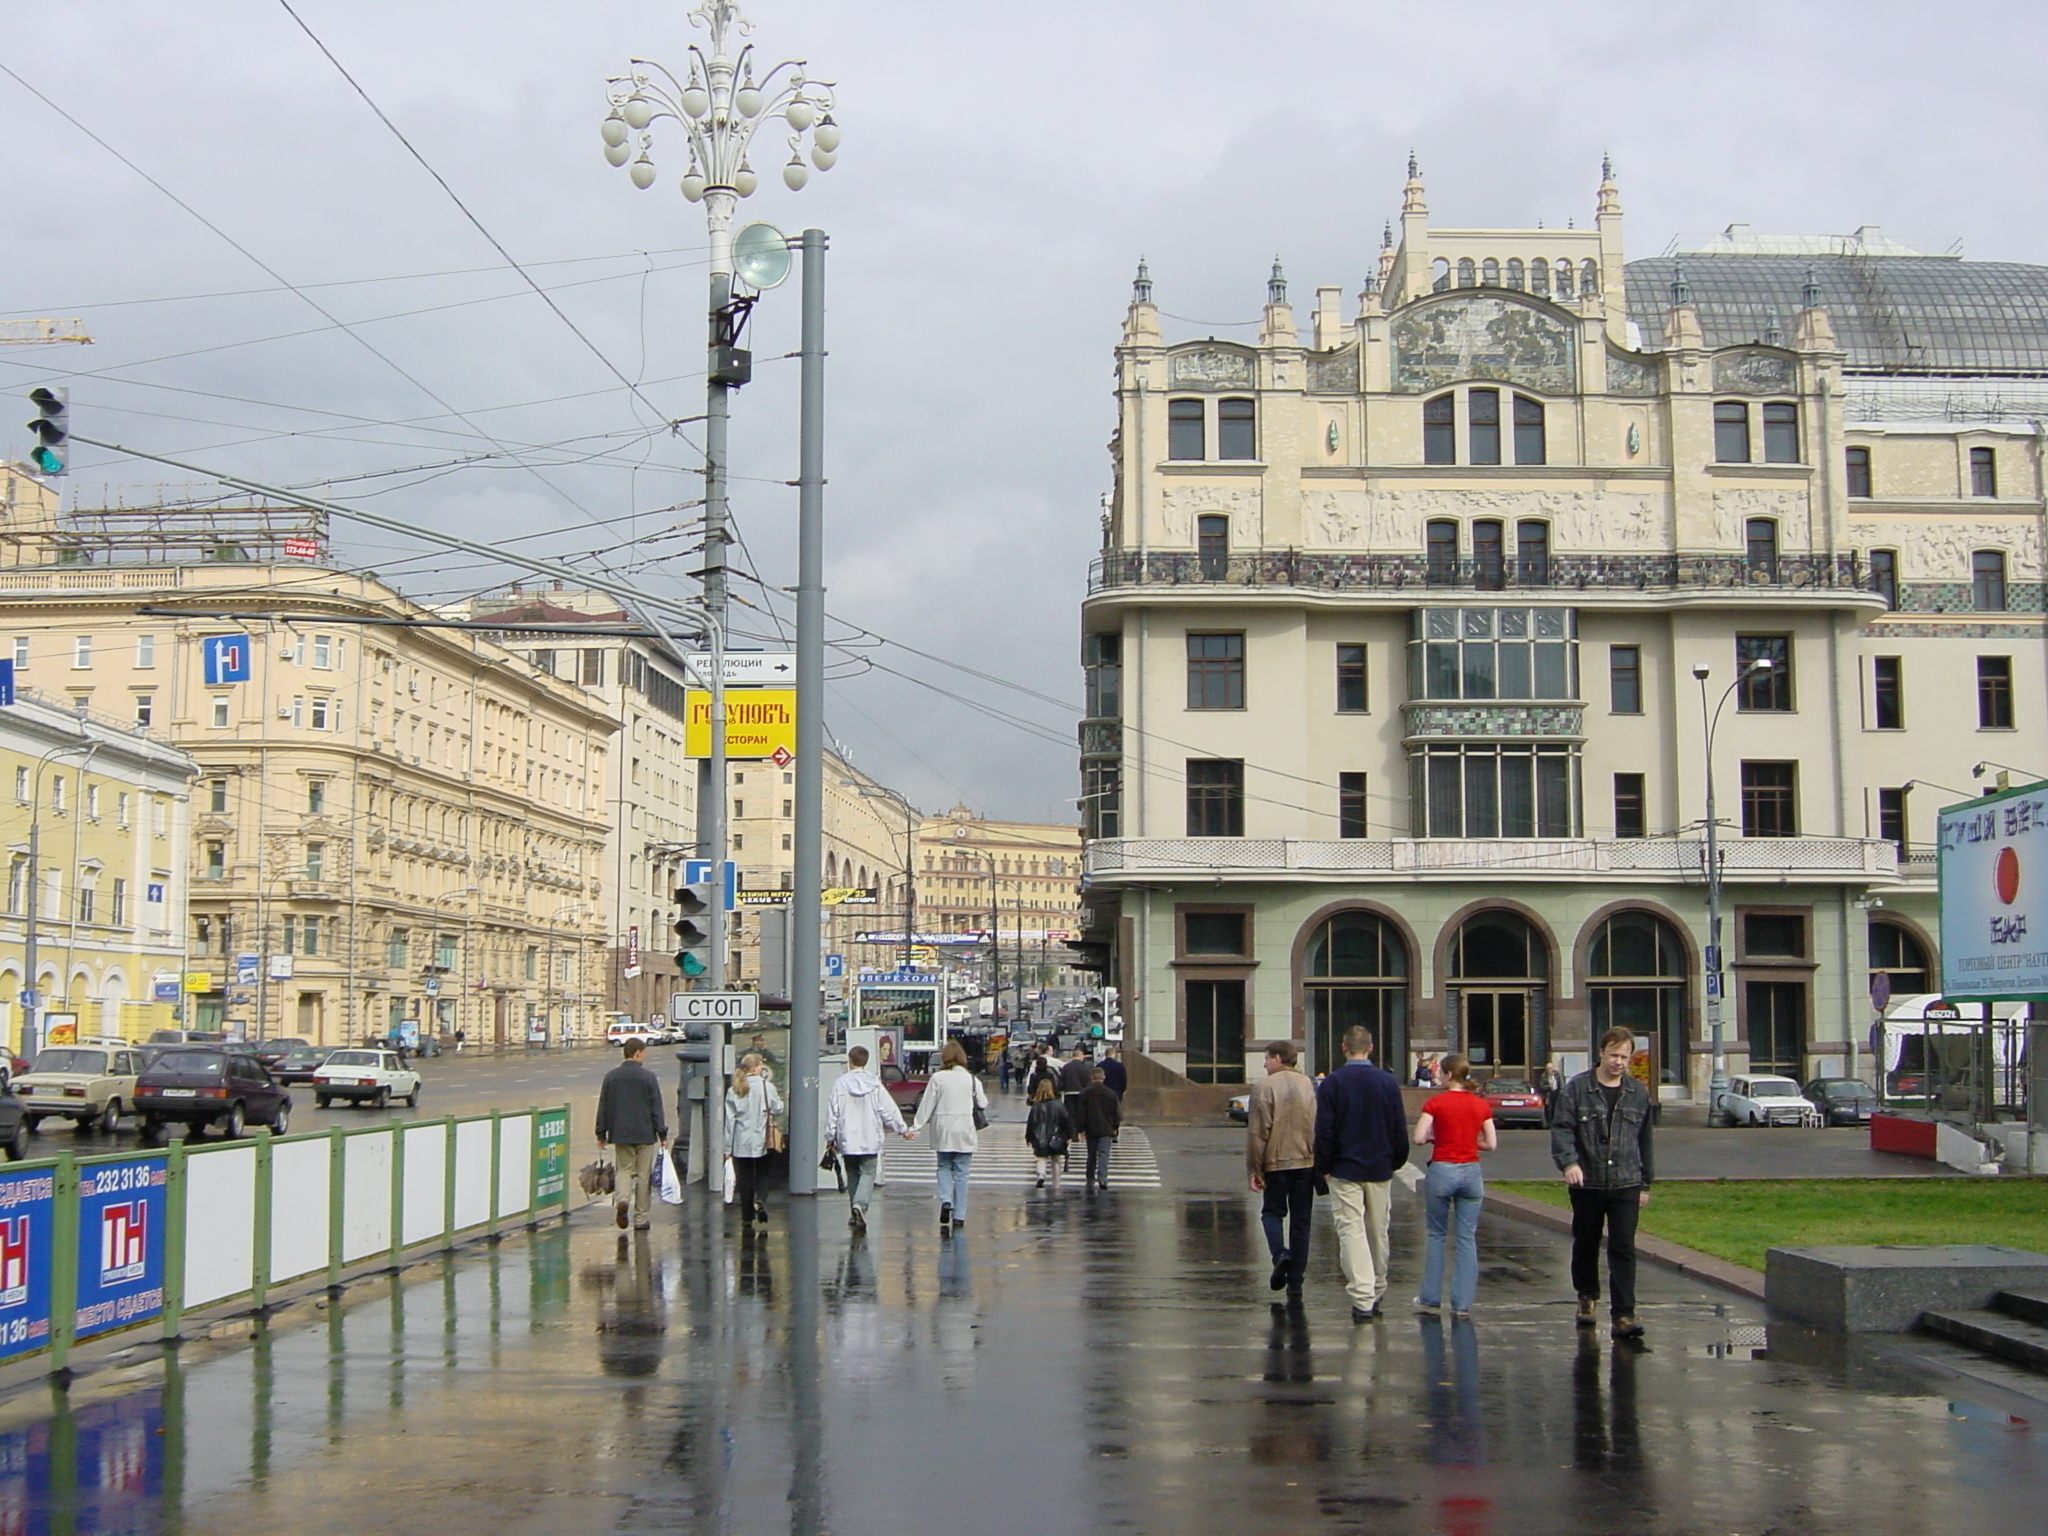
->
[684,689,797,760]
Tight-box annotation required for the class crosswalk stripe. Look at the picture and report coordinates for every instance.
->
[877,1125,1163,1187]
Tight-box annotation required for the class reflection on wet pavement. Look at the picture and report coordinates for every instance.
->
[0,1179,2040,1535]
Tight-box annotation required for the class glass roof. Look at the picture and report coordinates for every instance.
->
[1625,255,2048,376]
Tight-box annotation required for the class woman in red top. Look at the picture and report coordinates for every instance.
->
[1411,1054,1497,1317]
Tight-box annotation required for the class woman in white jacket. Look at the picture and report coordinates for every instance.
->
[725,1052,784,1225]
[826,1044,912,1230]
[911,1040,987,1230]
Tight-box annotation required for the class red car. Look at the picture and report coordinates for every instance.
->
[878,1064,928,1117]
[1480,1077,1548,1128]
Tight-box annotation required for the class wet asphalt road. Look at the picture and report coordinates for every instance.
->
[0,1071,2038,1535]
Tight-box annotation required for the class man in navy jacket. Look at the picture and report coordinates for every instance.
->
[1314,1025,1411,1321]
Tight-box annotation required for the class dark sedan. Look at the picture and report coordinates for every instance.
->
[1803,1077,1880,1126]
[273,1044,339,1086]
[251,1037,307,1067]
[135,1048,292,1142]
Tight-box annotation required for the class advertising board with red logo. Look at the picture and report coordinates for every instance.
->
[73,1157,168,1341]
[0,1169,54,1364]
[1939,781,2048,1001]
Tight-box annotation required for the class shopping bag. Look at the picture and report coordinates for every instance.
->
[722,1154,738,1205]
[655,1150,685,1206]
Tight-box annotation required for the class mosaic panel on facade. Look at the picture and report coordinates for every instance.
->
[1712,350,1798,395]
[1390,294,1576,395]
[1306,344,1360,394]
[1402,703,1586,739]
[1167,346,1256,390]
[1604,350,1660,396]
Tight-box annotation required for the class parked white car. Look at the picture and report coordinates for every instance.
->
[311,1049,422,1109]
[1714,1074,1824,1128]
[15,1043,146,1132]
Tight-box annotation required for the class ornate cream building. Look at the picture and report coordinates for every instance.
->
[1077,161,2045,1093]
[918,808,1087,1008]
[0,483,613,1045]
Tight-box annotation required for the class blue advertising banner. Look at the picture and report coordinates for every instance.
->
[0,657,14,706]
[0,1167,55,1363]
[74,1157,168,1340]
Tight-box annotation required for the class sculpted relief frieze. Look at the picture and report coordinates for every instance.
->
[1302,488,1664,550]
[1168,346,1255,390]
[1712,488,1811,547]
[1391,293,1575,395]
[1855,519,2044,579]
[1160,485,1262,546]
[1712,350,1797,395]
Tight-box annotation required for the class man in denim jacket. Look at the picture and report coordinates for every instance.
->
[1549,1027,1655,1339]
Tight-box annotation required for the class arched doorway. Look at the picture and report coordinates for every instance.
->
[1586,911,1688,1086]
[1302,911,1408,1075]
[1449,911,1548,1077]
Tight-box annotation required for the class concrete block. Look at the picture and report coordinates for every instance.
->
[1768,1244,2048,1332]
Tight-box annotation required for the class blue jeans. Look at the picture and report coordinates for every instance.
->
[935,1151,973,1217]
[1422,1160,1485,1312]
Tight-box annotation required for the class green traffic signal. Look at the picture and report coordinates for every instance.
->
[27,385,68,477]
[673,878,717,979]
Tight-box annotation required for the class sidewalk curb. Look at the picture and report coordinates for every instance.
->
[1483,1188,1767,1301]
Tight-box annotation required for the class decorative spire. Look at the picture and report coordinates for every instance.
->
[1407,149,1419,180]
[1669,263,1691,308]
[1597,153,1621,217]
[1602,151,1614,182]
[1762,313,1784,347]
[1267,257,1288,307]
[1402,151,1427,216]
[1382,221,1394,250]
[1132,257,1153,306]
[1802,264,1822,309]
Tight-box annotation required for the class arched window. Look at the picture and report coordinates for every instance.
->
[1449,911,1549,1076]
[1423,394,1456,465]
[1432,258,1451,293]
[1869,922,1931,998]
[1513,395,1546,465]
[1580,259,1600,298]
[1457,257,1477,288]
[1587,910,1688,1086]
[1530,260,1550,297]
[1746,517,1780,577]
[1303,911,1408,1075]
[1517,520,1551,583]
[1506,258,1525,290]
[1425,519,1459,583]
[1553,260,1574,298]
[1481,258,1501,287]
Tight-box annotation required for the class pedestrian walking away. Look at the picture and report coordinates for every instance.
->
[594,1040,670,1232]
[1025,1045,1060,1102]
[826,1044,913,1232]
[1550,1027,1656,1339]
[1100,1045,1127,1100]
[911,1039,986,1229]
[1073,1067,1121,1190]
[1246,1039,1318,1300]
[998,1049,1013,1095]
[1314,1025,1411,1322]
[1057,1046,1095,1168]
[1024,1078,1075,1187]
[1411,1054,1497,1317]
[725,1052,785,1227]
[454,1027,466,1055]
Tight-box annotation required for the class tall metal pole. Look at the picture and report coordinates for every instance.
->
[786,228,828,1194]
[21,815,41,1058]
[700,231,734,997]
[1700,674,1728,1103]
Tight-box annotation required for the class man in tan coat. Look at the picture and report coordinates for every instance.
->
[1247,1040,1319,1299]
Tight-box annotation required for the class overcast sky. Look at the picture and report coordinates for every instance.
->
[6,0,2043,822]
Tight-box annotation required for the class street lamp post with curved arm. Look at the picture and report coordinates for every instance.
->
[1695,657,1772,1105]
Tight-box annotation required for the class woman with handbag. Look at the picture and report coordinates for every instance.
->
[1024,1077,1074,1189]
[910,1039,987,1230]
[725,1052,784,1226]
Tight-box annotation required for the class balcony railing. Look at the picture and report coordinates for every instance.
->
[1082,836,1900,881]
[1087,550,1874,596]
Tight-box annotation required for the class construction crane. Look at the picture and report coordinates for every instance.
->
[0,320,92,345]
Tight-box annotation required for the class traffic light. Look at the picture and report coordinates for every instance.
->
[673,877,716,980]
[26,386,68,477]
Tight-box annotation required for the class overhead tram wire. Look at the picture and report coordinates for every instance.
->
[0,60,627,533]
[275,0,677,434]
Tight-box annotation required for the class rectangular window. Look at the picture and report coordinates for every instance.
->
[1613,773,1646,839]
[11,767,24,804]
[1736,635,1792,710]
[1467,388,1501,465]
[212,696,231,728]
[116,792,130,828]
[208,779,228,813]
[205,841,226,878]
[304,916,321,957]
[134,694,154,727]
[135,634,157,668]
[5,859,21,915]
[1872,656,1904,729]
[435,934,458,969]
[110,878,126,926]
[85,785,99,821]
[1412,743,1577,838]
[1338,772,1368,838]
[1516,520,1550,583]
[1167,398,1205,460]
[1183,911,1247,955]
[307,780,325,814]
[1196,514,1230,580]
[1878,787,1909,857]
[390,929,411,969]
[304,842,325,880]
[1977,656,2014,729]
[1743,912,1806,958]
[282,915,298,957]
[72,635,92,669]
[1869,549,1898,609]
[310,695,331,730]
[77,885,94,924]
[781,833,792,851]
[1513,395,1546,466]
[1084,633,1122,719]
[1972,550,2008,612]
[1082,759,1120,840]
[1609,645,1642,713]
[1335,644,1368,712]
[1845,446,1872,498]
[1740,762,1798,837]
[311,633,334,669]
[1411,607,1576,702]
[781,799,793,817]
[522,946,537,981]
[1425,519,1458,582]
[10,637,26,671]
[289,696,304,728]
[49,777,64,814]
[1423,395,1455,465]
[1217,398,1256,460]
[1714,401,1751,463]
[1185,633,1245,710]
[1745,518,1780,579]
[580,647,605,686]
[1762,401,1800,463]
[1186,759,1245,837]
[1184,979,1247,1085]
[1471,520,1505,589]
[1970,446,1998,498]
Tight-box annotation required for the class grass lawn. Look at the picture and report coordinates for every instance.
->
[1493,1179,2048,1273]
